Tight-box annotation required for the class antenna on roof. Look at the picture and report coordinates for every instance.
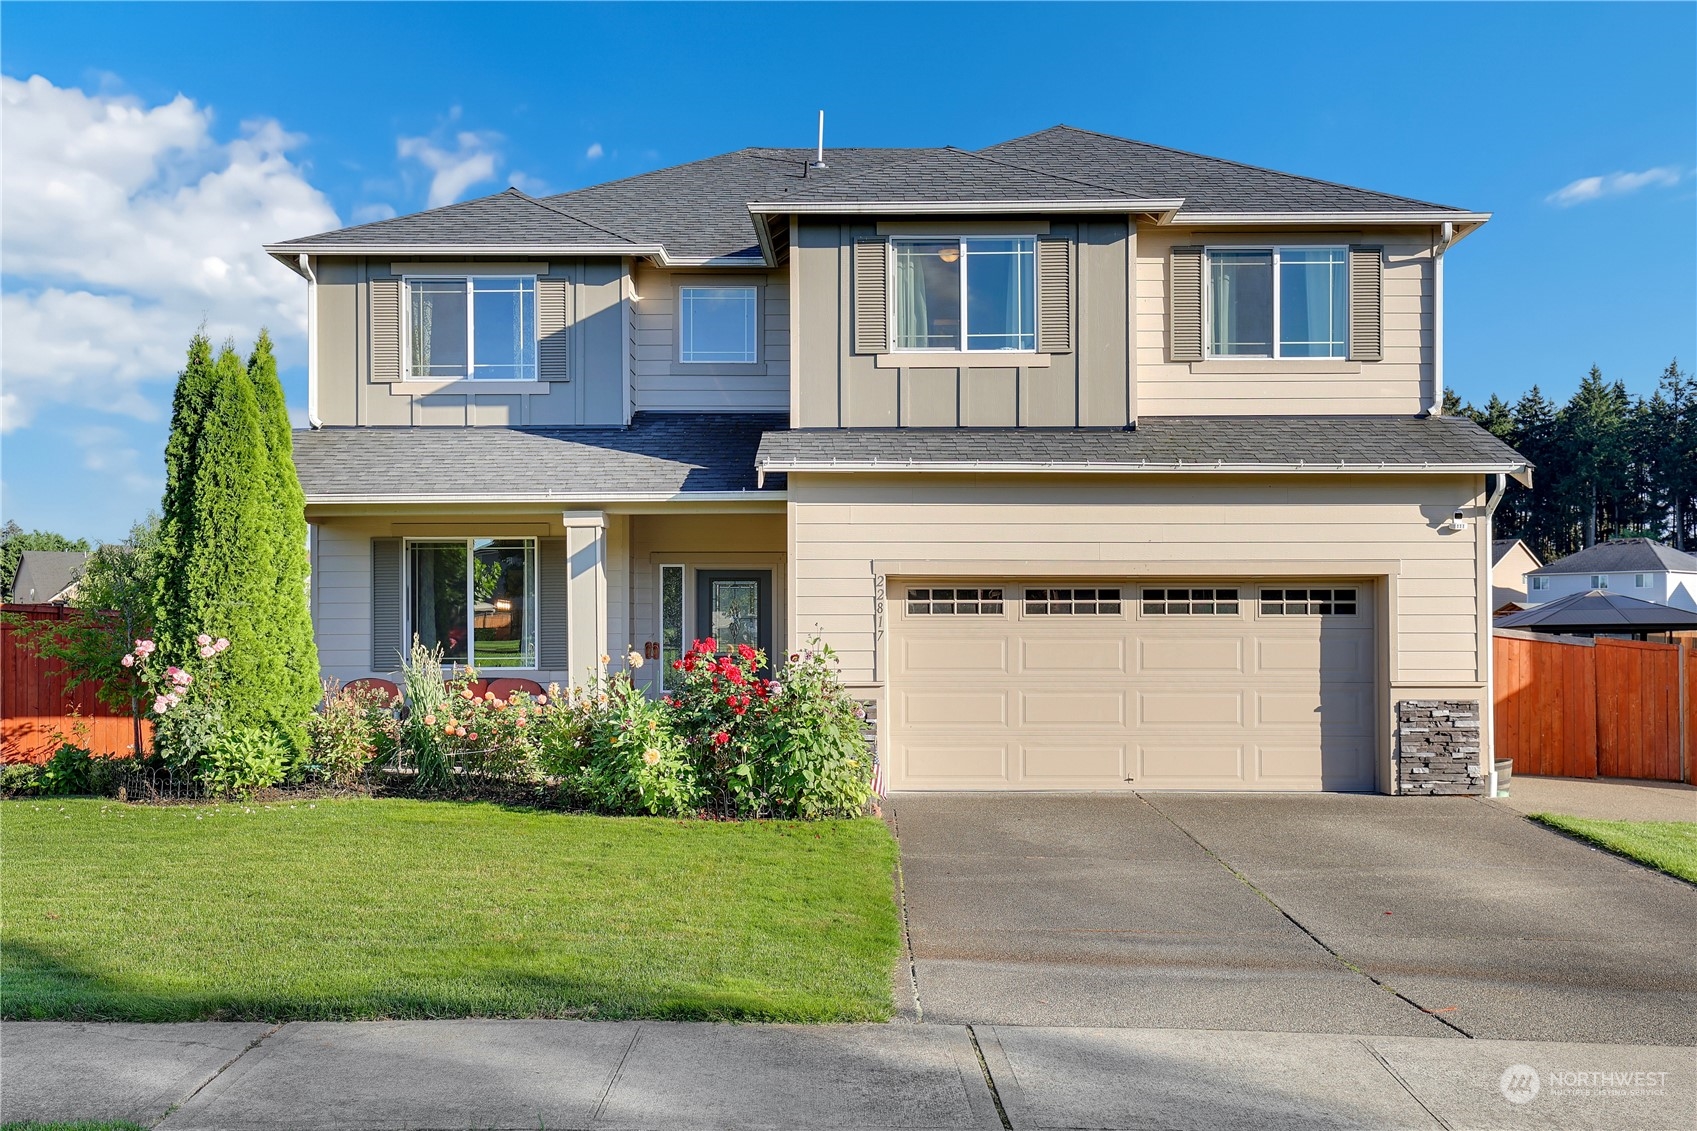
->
[808,110,828,170]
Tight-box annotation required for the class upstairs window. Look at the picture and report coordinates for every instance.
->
[1208,247,1348,358]
[1530,576,1550,591]
[406,275,537,380]
[893,237,1035,351]
[1591,575,1610,590]
[1634,573,1652,589]
[679,286,759,364]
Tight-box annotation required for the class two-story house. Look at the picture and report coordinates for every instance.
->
[1525,538,1697,611]
[266,125,1529,796]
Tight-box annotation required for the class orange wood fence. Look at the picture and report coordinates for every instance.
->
[1,604,149,764]
[1494,630,1691,783]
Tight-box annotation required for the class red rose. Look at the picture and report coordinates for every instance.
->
[726,667,746,686]
[713,731,730,746]
[738,643,757,662]
[701,637,717,653]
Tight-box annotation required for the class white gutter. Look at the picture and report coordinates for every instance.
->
[748,199,1185,216]
[1430,220,1458,415]
[304,490,788,506]
[299,254,322,429]
[1170,210,1491,227]
[755,458,1528,486]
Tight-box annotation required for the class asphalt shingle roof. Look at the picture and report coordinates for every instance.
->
[9,550,89,604]
[1496,589,1697,632]
[982,126,1462,214]
[1527,538,1697,577]
[293,413,789,501]
[755,416,1527,472]
[270,126,1476,261]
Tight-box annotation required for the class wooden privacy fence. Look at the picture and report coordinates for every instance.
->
[1494,629,1691,783]
[1,603,148,764]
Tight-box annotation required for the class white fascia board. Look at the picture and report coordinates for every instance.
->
[747,199,1185,216]
[760,460,1527,476]
[1170,211,1492,226]
[303,490,787,506]
[265,245,776,270]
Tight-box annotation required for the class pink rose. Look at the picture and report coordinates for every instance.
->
[196,634,212,647]
[120,654,135,668]
[200,645,215,658]
[152,695,171,714]
[213,638,229,652]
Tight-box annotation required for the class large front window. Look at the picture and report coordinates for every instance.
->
[1208,247,1347,358]
[893,237,1035,351]
[408,539,536,667]
[407,275,537,380]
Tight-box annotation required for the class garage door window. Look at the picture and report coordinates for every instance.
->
[1141,587,1240,615]
[1024,588,1122,615]
[1261,588,1358,615]
[906,587,1004,615]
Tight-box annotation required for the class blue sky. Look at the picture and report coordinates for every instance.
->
[2,1,1693,542]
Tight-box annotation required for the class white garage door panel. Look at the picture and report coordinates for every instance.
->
[890,579,1376,792]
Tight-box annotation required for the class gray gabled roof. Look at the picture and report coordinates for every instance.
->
[10,550,89,604]
[268,125,1483,266]
[982,125,1463,216]
[293,413,788,503]
[1528,538,1697,577]
[1496,589,1697,632]
[268,189,644,254]
[756,415,1527,475]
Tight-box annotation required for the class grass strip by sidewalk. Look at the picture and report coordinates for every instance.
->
[1529,813,1697,883]
[2,798,900,1023]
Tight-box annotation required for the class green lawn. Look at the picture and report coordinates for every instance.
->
[1,798,900,1023]
[1530,813,1697,883]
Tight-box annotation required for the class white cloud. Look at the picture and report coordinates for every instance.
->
[351,201,396,224]
[509,170,549,196]
[397,129,500,208]
[72,425,160,496]
[0,73,338,433]
[1546,166,1683,207]
[585,142,604,161]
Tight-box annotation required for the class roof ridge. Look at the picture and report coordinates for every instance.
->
[506,188,644,244]
[963,148,1152,198]
[770,144,1149,203]
[985,124,1464,212]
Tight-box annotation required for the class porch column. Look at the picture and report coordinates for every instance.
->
[562,511,607,688]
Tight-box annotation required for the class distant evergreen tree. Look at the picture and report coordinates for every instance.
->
[0,523,91,602]
[247,329,321,733]
[1644,359,1695,550]
[1507,385,1564,559]
[1557,367,1631,548]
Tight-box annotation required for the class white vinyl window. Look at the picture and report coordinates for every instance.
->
[406,275,537,380]
[1208,247,1348,358]
[1530,576,1550,591]
[893,237,1035,351]
[1591,575,1609,590]
[407,538,537,668]
[1634,574,1652,589]
[660,564,685,691]
[678,286,758,363]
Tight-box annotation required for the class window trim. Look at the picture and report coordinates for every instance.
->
[1202,244,1349,360]
[403,536,539,670]
[1530,576,1550,591]
[888,235,1039,354]
[400,271,540,382]
[676,283,761,366]
[659,563,686,692]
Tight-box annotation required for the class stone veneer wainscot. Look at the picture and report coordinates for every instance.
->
[1396,700,1483,795]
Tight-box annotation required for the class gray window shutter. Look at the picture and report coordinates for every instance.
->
[853,238,889,355]
[538,537,569,669]
[370,278,402,383]
[1168,246,1204,362]
[1349,245,1383,362]
[371,538,402,671]
[1036,237,1073,354]
[538,276,570,381]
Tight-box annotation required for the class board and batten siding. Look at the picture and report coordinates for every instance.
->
[787,472,1487,690]
[1134,228,1435,415]
[312,256,631,428]
[629,264,791,412]
[308,515,630,690]
[793,219,1132,428]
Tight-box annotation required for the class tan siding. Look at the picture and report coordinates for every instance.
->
[788,473,1483,694]
[1134,227,1436,415]
[630,264,791,412]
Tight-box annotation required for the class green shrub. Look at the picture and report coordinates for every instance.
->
[2,761,44,797]
[564,673,698,816]
[198,726,288,798]
[399,638,453,791]
[305,680,399,787]
[37,742,94,796]
[753,643,874,819]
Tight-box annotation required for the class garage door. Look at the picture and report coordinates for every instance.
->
[888,580,1376,791]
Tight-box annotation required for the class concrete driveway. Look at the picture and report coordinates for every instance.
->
[887,793,1697,1044]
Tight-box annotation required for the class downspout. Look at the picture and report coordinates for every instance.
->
[1428,222,1454,415]
[1483,470,1509,796]
[299,254,323,429]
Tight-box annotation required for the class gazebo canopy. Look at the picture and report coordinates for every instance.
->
[1495,589,1697,635]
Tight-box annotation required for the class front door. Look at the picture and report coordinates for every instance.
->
[694,570,774,667]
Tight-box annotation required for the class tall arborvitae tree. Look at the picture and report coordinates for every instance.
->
[247,329,321,732]
[156,332,218,658]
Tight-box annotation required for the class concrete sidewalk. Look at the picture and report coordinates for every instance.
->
[1492,774,1697,823]
[2,1019,1691,1130]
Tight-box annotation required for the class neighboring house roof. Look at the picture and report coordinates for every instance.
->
[1491,538,1541,568]
[755,415,1527,476]
[292,413,789,503]
[267,125,1484,267]
[1527,538,1697,577]
[9,550,89,604]
[1495,589,1697,633]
